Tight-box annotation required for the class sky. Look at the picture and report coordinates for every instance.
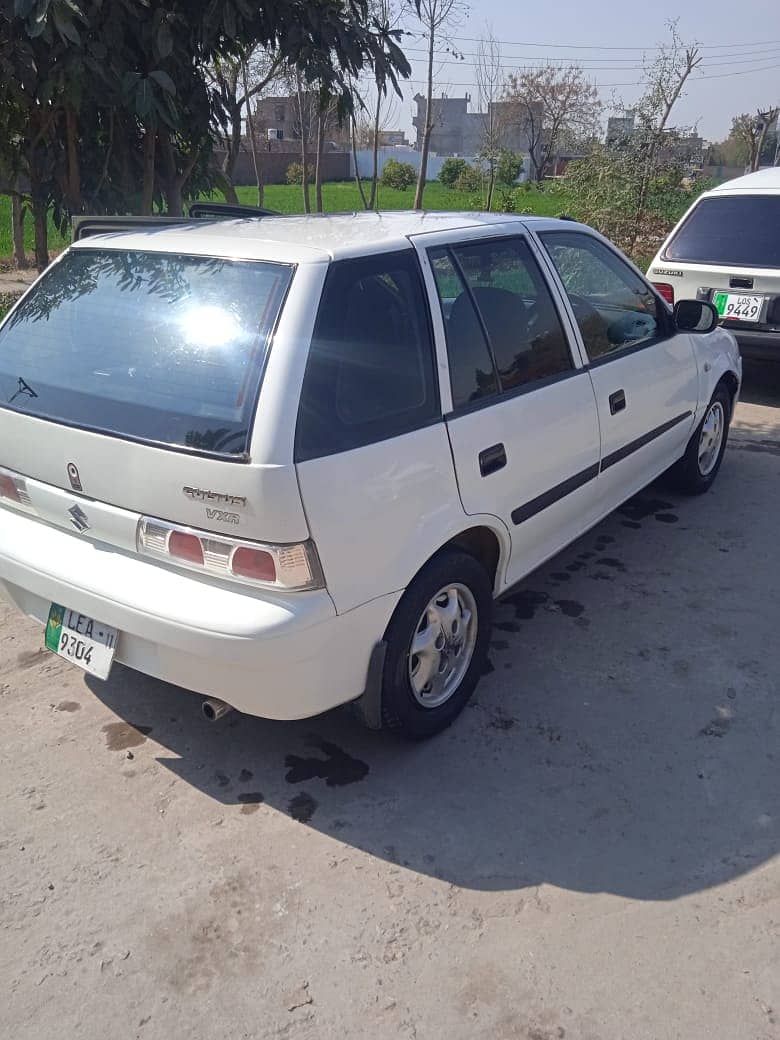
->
[385,0,780,144]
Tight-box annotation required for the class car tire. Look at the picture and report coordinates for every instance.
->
[379,549,493,740]
[669,384,731,495]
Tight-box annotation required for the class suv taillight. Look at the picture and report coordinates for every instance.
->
[653,282,675,305]
[137,517,324,591]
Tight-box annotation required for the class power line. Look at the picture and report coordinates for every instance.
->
[409,33,780,52]
[405,61,780,91]
[400,46,780,71]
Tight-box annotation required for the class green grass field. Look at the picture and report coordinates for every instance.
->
[0,181,571,260]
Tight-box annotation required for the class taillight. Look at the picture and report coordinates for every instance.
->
[168,531,205,565]
[137,517,323,591]
[0,466,35,513]
[231,546,276,583]
[653,282,675,305]
[0,473,21,502]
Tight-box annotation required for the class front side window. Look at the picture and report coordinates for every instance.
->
[295,250,438,461]
[0,249,292,456]
[541,231,663,361]
[428,237,573,410]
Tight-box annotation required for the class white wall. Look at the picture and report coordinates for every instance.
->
[351,146,530,184]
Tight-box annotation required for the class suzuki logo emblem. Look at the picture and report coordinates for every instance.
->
[67,463,83,492]
[68,504,90,533]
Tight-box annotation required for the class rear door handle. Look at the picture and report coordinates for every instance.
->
[479,443,507,476]
[609,389,626,415]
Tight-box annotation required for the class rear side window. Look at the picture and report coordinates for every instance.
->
[664,195,780,268]
[295,250,438,461]
[428,237,572,410]
[0,249,292,456]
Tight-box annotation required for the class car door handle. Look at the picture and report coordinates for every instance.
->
[479,443,507,476]
[609,389,626,415]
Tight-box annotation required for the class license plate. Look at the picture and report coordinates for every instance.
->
[713,292,763,322]
[45,604,118,680]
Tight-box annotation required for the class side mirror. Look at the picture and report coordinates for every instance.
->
[673,299,718,334]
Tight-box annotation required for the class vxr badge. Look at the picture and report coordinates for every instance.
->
[68,504,90,532]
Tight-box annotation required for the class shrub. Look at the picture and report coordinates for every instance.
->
[454,165,482,193]
[438,157,469,188]
[380,158,416,190]
[285,162,305,185]
[496,150,524,187]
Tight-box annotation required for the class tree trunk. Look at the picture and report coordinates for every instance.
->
[30,187,48,273]
[485,168,495,211]
[157,128,183,216]
[65,105,82,212]
[368,92,382,209]
[314,111,325,213]
[221,109,242,204]
[241,62,264,207]
[141,130,156,215]
[11,190,26,269]
[296,81,311,213]
[350,116,369,209]
[414,27,436,210]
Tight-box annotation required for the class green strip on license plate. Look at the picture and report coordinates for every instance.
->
[713,292,728,316]
[45,603,65,652]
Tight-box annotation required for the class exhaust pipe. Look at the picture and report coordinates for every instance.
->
[202,697,233,722]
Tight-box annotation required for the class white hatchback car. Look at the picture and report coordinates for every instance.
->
[649,167,780,361]
[0,212,741,738]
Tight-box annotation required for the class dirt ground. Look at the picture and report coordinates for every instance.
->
[1,362,778,1040]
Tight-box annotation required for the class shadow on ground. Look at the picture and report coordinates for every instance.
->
[85,363,779,902]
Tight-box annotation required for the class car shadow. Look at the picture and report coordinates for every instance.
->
[85,464,779,903]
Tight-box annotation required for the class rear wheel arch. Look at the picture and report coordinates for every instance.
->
[443,524,504,590]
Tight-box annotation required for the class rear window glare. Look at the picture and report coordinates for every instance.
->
[0,249,293,457]
[664,195,780,268]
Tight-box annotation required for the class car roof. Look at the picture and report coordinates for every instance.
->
[68,211,581,264]
[708,167,780,195]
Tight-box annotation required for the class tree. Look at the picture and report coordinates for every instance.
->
[563,23,704,259]
[475,31,503,210]
[411,0,467,210]
[504,64,602,183]
[731,108,780,172]
[1,0,412,267]
[208,46,283,204]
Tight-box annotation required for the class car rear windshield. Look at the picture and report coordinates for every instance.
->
[0,248,292,457]
[664,195,780,268]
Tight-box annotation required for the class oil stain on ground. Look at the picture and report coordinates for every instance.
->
[555,599,585,618]
[102,721,152,751]
[619,495,679,525]
[597,557,627,572]
[285,740,369,787]
[503,589,548,620]
[237,792,264,815]
[55,700,81,712]
[289,792,318,823]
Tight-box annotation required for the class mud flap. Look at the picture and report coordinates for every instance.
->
[351,640,387,730]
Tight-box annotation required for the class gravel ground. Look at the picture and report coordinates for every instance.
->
[1,363,778,1040]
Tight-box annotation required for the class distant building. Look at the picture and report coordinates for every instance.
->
[606,110,636,148]
[251,94,349,151]
[411,93,536,155]
[377,129,408,147]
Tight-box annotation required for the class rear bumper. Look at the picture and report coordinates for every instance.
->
[0,507,400,720]
[728,327,780,361]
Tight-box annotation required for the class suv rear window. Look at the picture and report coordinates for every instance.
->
[0,249,292,457]
[665,195,780,268]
